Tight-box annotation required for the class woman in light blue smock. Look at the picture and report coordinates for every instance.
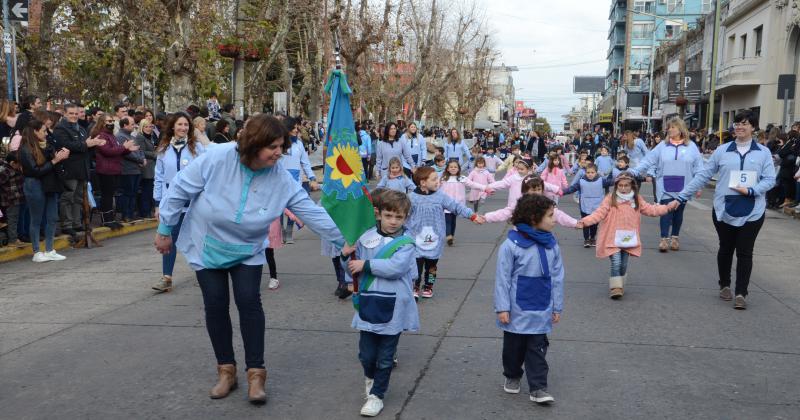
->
[677,110,776,310]
[631,117,703,252]
[400,122,427,168]
[152,112,206,292]
[443,128,470,167]
[154,115,345,403]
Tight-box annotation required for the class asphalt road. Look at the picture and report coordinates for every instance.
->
[1,180,798,419]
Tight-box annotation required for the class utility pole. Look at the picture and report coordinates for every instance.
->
[3,0,13,100]
[707,0,722,136]
[232,0,244,117]
[678,25,688,118]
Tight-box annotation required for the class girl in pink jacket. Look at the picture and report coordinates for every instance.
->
[487,157,532,209]
[539,152,567,203]
[580,172,678,299]
[466,157,495,212]
[485,176,578,228]
[441,160,489,245]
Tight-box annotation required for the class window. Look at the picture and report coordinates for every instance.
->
[754,26,763,57]
[727,35,736,60]
[741,34,747,59]
[630,47,651,70]
[665,24,682,39]
[633,0,654,13]
[667,0,684,13]
[702,0,713,14]
[632,22,655,39]
[630,74,642,87]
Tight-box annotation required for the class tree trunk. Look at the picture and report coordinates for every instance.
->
[161,0,197,112]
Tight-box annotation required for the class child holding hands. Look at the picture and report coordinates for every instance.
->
[342,190,418,417]
[495,194,564,405]
[579,172,678,299]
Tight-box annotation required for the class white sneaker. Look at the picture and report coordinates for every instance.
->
[32,252,48,263]
[268,278,280,290]
[364,378,374,398]
[360,394,383,417]
[45,250,66,261]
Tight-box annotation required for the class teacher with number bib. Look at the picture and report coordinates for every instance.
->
[154,114,344,404]
[677,110,775,310]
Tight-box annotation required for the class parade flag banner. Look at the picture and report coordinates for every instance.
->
[320,69,375,245]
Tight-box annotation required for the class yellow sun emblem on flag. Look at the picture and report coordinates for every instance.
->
[325,143,363,188]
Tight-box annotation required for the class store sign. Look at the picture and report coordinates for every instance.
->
[668,71,702,101]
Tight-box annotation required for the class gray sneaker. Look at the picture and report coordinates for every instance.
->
[719,287,732,301]
[734,294,746,310]
[530,389,554,404]
[503,377,521,394]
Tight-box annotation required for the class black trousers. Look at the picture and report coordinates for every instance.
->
[96,174,118,214]
[415,257,438,288]
[712,210,765,297]
[580,211,597,240]
[265,248,277,278]
[502,331,549,392]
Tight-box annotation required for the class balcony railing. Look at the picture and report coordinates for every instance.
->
[717,56,760,84]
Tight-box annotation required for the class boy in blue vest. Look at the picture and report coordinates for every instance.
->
[342,190,418,417]
[562,163,614,247]
[495,194,564,404]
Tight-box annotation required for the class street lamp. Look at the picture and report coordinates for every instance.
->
[626,9,688,133]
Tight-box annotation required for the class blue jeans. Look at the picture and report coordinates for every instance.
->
[659,198,685,238]
[23,178,59,253]
[445,213,457,236]
[359,331,401,399]
[118,174,140,219]
[196,263,265,370]
[162,213,184,276]
[609,251,629,277]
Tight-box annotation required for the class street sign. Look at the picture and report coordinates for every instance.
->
[668,71,702,101]
[573,76,605,94]
[9,1,28,22]
[3,33,11,54]
[777,74,795,100]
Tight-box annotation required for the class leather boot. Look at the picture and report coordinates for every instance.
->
[209,364,237,399]
[247,368,267,404]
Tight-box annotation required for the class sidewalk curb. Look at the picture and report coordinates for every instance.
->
[0,219,158,264]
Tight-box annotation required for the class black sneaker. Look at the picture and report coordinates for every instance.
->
[62,228,77,237]
[583,240,591,248]
[334,284,343,297]
[338,285,353,300]
[590,238,597,247]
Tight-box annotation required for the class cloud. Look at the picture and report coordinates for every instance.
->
[482,0,609,127]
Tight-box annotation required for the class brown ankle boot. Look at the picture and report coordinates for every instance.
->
[209,364,237,399]
[247,368,267,404]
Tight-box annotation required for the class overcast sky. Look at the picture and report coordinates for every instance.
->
[480,0,610,128]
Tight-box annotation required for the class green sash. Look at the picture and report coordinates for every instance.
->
[352,236,414,310]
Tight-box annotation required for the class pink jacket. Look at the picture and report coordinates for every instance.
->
[440,175,486,212]
[540,167,567,202]
[466,168,494,201]
[581,195,670,258]
[488,172,524,208]
[484,182,576,227]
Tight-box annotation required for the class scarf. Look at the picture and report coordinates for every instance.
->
[616,191,636,208]
[514,223,556,249]
[170,136,187,152]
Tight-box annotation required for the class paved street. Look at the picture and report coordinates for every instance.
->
[1,184,799,419]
